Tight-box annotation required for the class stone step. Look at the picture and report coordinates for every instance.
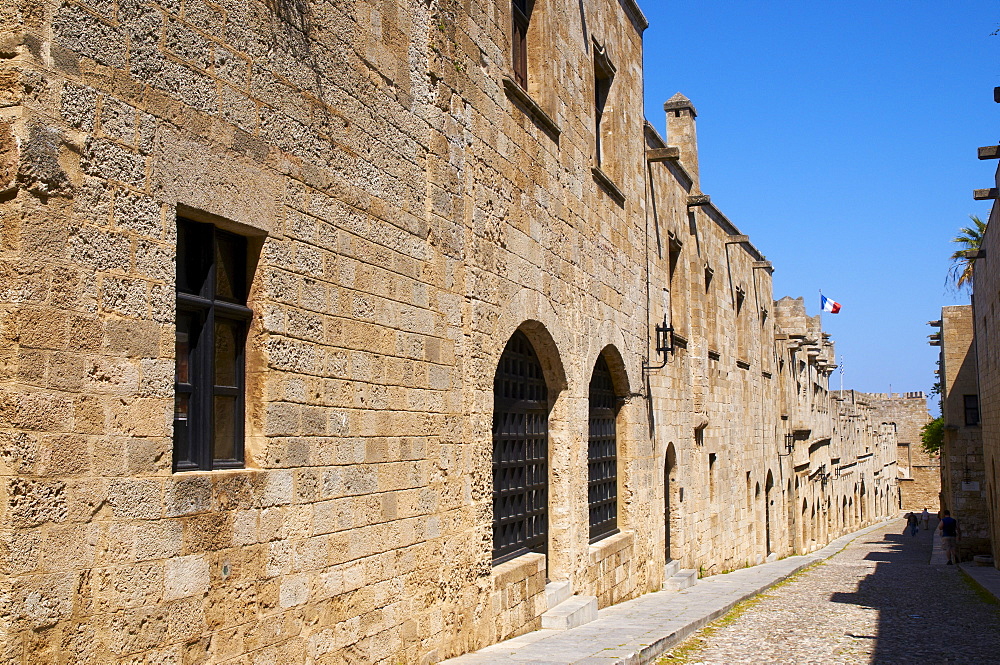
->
[664,569,698,592]
[664,559,681,580]
[540,595,598,630]
[545,580,572,610]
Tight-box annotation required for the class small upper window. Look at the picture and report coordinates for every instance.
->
[512,0,532,88]
[964,394,980,426]
[174,217,252,471]
[593,42,616,167]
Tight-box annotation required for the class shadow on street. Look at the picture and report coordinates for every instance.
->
[828,520,1000,664]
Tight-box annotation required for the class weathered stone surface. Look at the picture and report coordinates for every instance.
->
[18,125,73,196]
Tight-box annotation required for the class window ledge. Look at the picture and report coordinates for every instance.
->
[502,76,561,140]
[491,550,546,575]
[591,166,625,206]
[588,530,633,563]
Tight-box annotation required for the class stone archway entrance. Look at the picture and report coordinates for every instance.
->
[664,443,678,561]
[765,471,774,555]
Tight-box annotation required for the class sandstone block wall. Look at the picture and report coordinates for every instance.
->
[868,393,936,510]
[937,306,989,555]
[0,0,899,662]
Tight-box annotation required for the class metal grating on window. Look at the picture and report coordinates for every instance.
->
[493,331,548,565]
[588,354,618,542]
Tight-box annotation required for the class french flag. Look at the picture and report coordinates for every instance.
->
[821,294,841,314]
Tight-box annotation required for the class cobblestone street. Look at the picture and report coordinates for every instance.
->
[661,519,1000,664]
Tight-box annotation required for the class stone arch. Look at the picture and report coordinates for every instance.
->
[490,289,570,394]
[594,343,631,400]
[488,311,569,577]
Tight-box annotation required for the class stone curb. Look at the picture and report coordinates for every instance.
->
[443,519,894,664]
[958,562,1000,604]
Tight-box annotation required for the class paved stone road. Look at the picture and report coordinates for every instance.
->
[661,519,1000,665]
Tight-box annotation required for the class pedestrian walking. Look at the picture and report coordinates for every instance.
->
[920,507,930,530]
[938,510,962,564]
[905,512,918,537]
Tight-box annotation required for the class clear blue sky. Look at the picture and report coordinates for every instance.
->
[641,1,998,404]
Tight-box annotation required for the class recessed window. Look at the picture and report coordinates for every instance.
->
[588,354,619,542]
[492,330,548,564]
[174,217,252,471]
[512,0,532,88]
[593,44,616,168]
[964,394,980,426]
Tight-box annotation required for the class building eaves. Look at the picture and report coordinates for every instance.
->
[702,203,766,262]
[620,0,649,33]
[643,120,694,188]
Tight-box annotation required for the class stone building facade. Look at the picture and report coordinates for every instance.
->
[831,391,901,530]
[971,112,1000,567]
[930,306,990,556]
[0,0,897,662]
[868,392,937,511]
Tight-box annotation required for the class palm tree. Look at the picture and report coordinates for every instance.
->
[947,215,987,291]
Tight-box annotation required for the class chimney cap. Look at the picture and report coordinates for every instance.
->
[664,92,697,117]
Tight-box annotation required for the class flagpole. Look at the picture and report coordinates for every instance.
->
[840,355,844,393]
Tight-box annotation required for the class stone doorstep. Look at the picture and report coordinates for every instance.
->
[545,580,573,609]
[541,595,599,630]
[663,560,681,579]
[663,569,698,592]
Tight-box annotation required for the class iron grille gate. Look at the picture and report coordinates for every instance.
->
[492,331,548,565]
[588,355,618,541]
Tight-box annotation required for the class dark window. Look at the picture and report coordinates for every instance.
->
[174,217,251,471]
[964,394,980,426]
[588,354,619,542]
[492,330,548,565]
[512,0,531,88]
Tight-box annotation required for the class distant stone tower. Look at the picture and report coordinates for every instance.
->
[664,92,700,192]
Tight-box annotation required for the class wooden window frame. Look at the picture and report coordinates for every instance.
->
[174,217,252,472]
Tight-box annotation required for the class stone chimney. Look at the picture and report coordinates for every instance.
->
[664,92,700,192]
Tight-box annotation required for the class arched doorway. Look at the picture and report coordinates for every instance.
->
[860,480,867,524]
[492,330,549,565]
[787,479,795,552]
[801,497,809,551]
[588,354,619,542]
[765,471,774,556]
[665,442,678,562]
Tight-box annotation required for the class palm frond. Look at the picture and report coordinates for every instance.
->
[946,215,988,292]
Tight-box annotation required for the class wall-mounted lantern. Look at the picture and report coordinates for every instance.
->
[643,315,674,372]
